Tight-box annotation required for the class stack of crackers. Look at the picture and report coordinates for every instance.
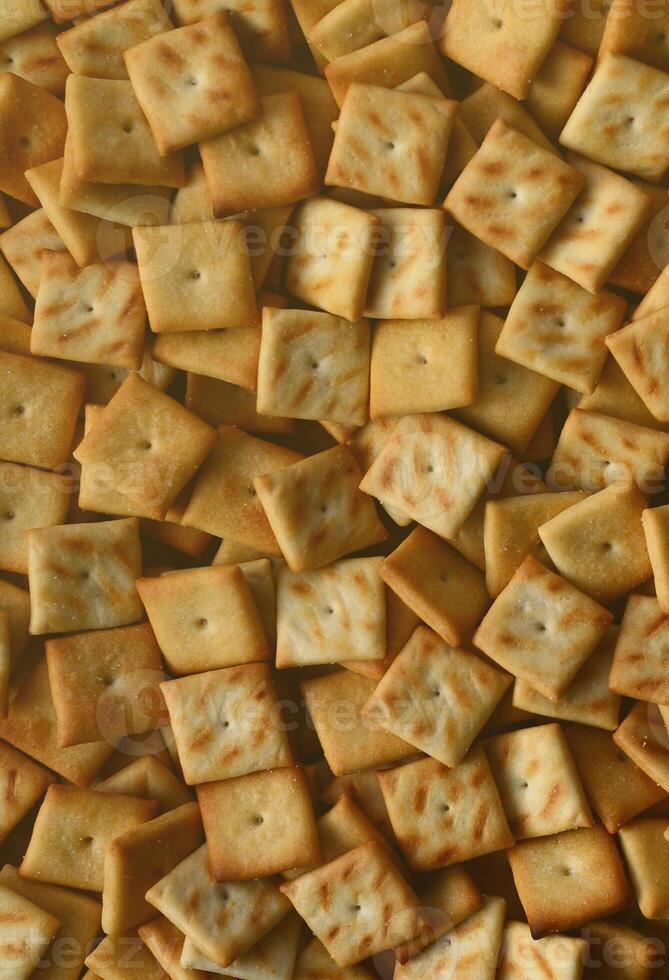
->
[2,0,669,976]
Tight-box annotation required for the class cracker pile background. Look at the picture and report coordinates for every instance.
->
[2,0,669,976]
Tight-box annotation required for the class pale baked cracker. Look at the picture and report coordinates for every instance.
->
[0,741,54,844]
[342,585,420,682]
[446,225,517,309]
[614,701,669,793]
[362,624,511,767]
[95,755,193,814]
[160,662,293,785]
[445,120,585,269]
[0,252,30,322]
[600,0,669,70]
[0,72,66,206]
[634,262,669,322]
[0,460,70,576]
[609,594,669,704]
[0,21,68,96]
[568,723,667,832]
[21,783,156,892]
[309,0,426,61]
[377,748,515,870]
[560,53,669,182]
[153,325,260,390]
[0,314,31,356]
[201,91,318,216]
[172,0,291,62]
[508,825,631,936]
[186,375,294,436]
[364,207,447,320]
[643,504,669,614]
[370,306,478,418]
[609,181,668,294]
[320,769,392,833]
[546,409,669,492]
[279,841,428,967]
[65,74,184,187]
[315,792,405,874]
[379,528,490,647]
[44,0,118,21]
[606,308,669,422]
[0,208,66,298]
[293,936,374,979]
[559,0,608,56]
[525,41,594,142]
[580,355,665,433]
[182,425,302,550]
[136,564,269,676]
[102,801,204,935]
[0,658,113,787]
[0,0,47,41]
[324,21,451,107]
[458,81,556,153]
[0,350,84,471]
[257,307,370,426]
[180,912,302,979]
[0,862,102,980]
[496,262,626,394]
[285,196,379,322]
[302,669,414,775]
[485,722,593,841]
[45,621,167,747]
[620,817,669,920]
[146,843,291,968]
[325,82,456,206]
[360,412,506,540]
[134,219,256,332]
[255,448,386,572]
[497,920,588,980]
[276,557,385,667]
[473,555,613,701]
[512,627,621,732]
[440,0,568,99]
[138,918,201,980]
[32,251,146,370]
[345,417,412,526]
[28,517,143,635]
[539,154,652,293]
[0,882,60,980]
[197,767,321,880]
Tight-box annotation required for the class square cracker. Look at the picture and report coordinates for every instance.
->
[256,307,370,426]
[32,251,147,370]
[539,154,651,294]
[495,262,626,394]
[84,934,170,979]
[608,180,668,295]
[325,82,456,206]
[172,0,291,63]
[314,792,406,875]
[546,409,669,492]
[0,460,70,575]
[440,0,568,99]
[20,783,156,892]
[137,917,197,980]
[484,723,593,841]
[0,742,55,845]
[0,73,66,206]
[619,818,669,920]
[255,447,386,572]
[560,53,669,183]
[197,767,321,880]
[600,0,669,71]
[102,801,204,935]
[0,882,60,980]
[606,308,669,422]
[125,12,259,154]
[0,350,84,471]
[301,670,414,775]
[0,253,30,323]
[454,311,559,455]
[0,658,113,788]
[95,755,193,814]
[0,208,65,298]
[458,81,556,154]
[508,825,630,936]
[445,120,585,269]
[28,517,143,635]
[133,220,257,332]
[0,863,102,980]
[473,555,613,701]
[446,225,517,310]
[0,21,68,97]
[364,208,447,321]
[567,724,667,833]
[394,895,506,980]
[200,91,319,216]
[160,663,293,785]
[512,627,621,733]
[360,412,506,540]
[379,528,490,647]
[285,197,379,322]
[136,565,269,676]
[614,701,669,793]
[276,557,385,667]
[0,0,47,42]
[182,425,302,551]
[45,622,167,748]
[180,912,302,978]
[524,40,593,142]
[146,843,291,968]
[377,748,515,870]
[56,0,172,80]
[362,625,511,767]
[64,75,184,187]
[152,323,260,390]
[538,482,651,604]
[308,0,426,61]
[280,841,427,967]
[609,594,669,704]
[324,21,451,107]
[642,503,669,613]
[186,374,294,434]
[74,373,217,520]
[497,921,587,980]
